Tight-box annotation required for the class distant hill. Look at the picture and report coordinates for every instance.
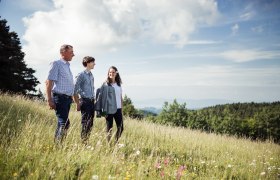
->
[140,107,162,115]
[134,98,236,109]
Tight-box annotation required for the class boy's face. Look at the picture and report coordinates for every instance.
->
[87,61,95,69]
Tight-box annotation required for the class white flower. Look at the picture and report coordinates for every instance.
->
[108,175,116,179]
[96,140,102,146]
[118,143,125,148]
[227,164,232,168]
[260,172,266,176]
[92,175,99,180]
[136,150,140,155]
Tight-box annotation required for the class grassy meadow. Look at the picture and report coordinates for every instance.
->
[0,94,279,179]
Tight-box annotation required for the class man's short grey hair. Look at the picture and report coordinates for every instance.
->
[60,44,73,53]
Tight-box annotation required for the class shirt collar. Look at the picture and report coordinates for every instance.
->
[60,59,70,65]
[84,70,92,74]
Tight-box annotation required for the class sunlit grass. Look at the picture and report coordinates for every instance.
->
[0,94,279,179]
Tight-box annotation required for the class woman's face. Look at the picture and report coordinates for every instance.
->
[108,68,117,80]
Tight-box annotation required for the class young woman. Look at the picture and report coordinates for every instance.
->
[95,66,123,142]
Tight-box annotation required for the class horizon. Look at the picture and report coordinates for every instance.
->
[1,0,280,108]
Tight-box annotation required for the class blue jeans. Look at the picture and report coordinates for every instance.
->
[80,98,95,141]
[53,93,72,142]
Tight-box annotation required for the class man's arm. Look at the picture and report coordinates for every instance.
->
[73,94,81,111]
[46,80,56,110]
[73,74,83,111]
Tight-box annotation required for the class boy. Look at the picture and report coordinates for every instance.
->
[73,56,96,143]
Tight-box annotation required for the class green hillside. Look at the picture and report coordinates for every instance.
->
[0,94,279,179]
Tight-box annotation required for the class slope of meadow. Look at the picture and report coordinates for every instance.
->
[0,94,279,179]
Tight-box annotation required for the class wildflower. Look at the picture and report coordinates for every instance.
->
[108,175,116,179]
[176,166,186,180]
[136,150,140,155]
[227,164,232,168]
[155,163,161,169]
[124,171,131,180]
[164,158,169,165]
[260,172,266,176]
[18,119,22,122]
[13,173,18,177]
[50,171,55,176]
[249,162,256,166]
[118,143,125,148]
[201,161,205,164]
[92,175,99,180]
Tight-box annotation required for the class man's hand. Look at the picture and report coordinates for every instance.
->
[48,99,56,110]
[76,103,81,111]
[46,80,55,110]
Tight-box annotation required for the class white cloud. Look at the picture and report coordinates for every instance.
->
[231,23,239,35]
[239,2,255,21]
[22,0,220,65]
[240,11,254,21]
[220,50,280,62]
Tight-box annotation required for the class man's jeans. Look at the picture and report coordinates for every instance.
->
[53,93,72,143]
[80,98,95,141]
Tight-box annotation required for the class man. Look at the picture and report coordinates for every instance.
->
[73,56,96,143]
[46,44,75,143]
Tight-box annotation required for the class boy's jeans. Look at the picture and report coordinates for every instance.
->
[80,98,95,141]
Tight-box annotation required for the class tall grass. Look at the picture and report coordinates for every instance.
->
[0,94,279,179]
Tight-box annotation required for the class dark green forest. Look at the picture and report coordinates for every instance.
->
[145,100,280,143]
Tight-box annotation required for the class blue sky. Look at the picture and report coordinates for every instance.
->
[1,0,280,109]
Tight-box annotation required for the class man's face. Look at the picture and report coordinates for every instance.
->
[62,47,75,61]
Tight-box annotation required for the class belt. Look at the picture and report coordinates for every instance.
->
[81,97,95,102]
[53,93,72,98]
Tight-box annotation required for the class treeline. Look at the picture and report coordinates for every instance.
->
[0,17,42,99]
[144,100,280,143]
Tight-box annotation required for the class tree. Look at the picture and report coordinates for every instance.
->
[122,95,143,119]
[0,17,39,95]
[158,99,188,126]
